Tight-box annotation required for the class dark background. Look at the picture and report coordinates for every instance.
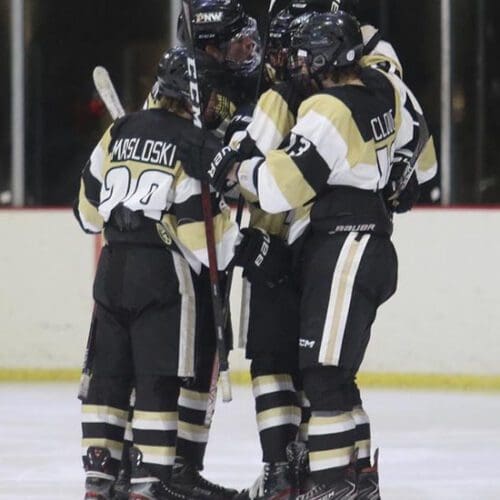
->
[1,0,499,205]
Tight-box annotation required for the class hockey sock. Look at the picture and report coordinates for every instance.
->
[176,386,210,469]
[81,375,132,477]
[251,371,301,463]
[352,405,372,470]
[308,410,356,484]
[297,389,311,445]
[132,376,180,483]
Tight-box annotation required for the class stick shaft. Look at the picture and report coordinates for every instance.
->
[182,0,232,406]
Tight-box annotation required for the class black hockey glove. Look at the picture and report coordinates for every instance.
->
[207,145,241,193]
[176,127,222,181]
[177,128,241,193]
[383,158,420,214]
[232,228,292,288]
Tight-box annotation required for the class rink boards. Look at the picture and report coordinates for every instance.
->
[1,207,499,390]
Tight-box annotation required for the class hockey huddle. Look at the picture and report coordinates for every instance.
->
[74,0,437,499]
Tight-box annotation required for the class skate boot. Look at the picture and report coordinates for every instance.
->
[111,466,130,499]
[235,462,295,499]
[295,466,357,500]
[170,457,238,499]
[129,447,190,500]
[83,446,115,500]
[286,441,309,494]
[357,449,380,500]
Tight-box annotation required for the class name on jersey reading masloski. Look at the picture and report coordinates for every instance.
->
[111,138,177,167]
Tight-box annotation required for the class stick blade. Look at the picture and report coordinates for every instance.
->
[92,66,125,120]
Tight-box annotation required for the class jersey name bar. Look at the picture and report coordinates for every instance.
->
[371,109,395,142]
[111,138,177,167]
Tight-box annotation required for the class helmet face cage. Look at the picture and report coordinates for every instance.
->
[155,47,232,128]
[220,16,262,75]
[266,9,295,79]
[178,0,261,76]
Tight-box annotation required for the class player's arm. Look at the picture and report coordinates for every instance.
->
[170,165,241,272]
[73,126,113,233]
[384,73,438,212]
[360,25,403,79]
[237,93,344,214]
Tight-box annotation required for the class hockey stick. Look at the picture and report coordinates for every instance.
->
[78,306,97,400]
[182,0,232,405]
[389,105,430,204]
[220,0,277,325]
[92,66,125,120]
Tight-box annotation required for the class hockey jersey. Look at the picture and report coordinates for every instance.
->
[74,108,239,273]
[237,67,436,242]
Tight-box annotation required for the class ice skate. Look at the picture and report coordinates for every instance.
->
[170,457,238,499]
[295,466,357,500]
[235,462,295,500]
[83,446,115,500]
[357,449,380,500]
[111,466,130,499]
[286,441,309,494]
[128,447,190,500]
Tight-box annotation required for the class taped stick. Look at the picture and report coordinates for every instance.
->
[92,66,125,120]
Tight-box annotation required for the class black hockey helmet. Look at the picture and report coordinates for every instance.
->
[154,47,235,129]
[155,47,226,103]
[290,0,359,16]
[268,9,296,52]
[178,0,247,47]
[290,11,364,74]
[177,0,261,75]
[155,47,191,102]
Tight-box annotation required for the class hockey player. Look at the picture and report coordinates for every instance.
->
[111,4,265,498]
[289,0,438,199]
[75,47,241,500]
[178,0,263,104]
[227,3,436,498]
[161,2,262,499]
[108,47,241,500]
[179,10,437,499]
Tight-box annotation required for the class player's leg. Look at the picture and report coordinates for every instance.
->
[296,232,397,499]
[81,246,134,499]
[172,268,238,499]
[126,247,195,500]
[236,280,302,500]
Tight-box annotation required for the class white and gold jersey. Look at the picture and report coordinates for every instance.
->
[237,67,435,242]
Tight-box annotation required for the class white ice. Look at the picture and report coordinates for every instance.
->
[1,383,499,499]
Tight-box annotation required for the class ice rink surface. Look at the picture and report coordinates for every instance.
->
[1,383,499,500]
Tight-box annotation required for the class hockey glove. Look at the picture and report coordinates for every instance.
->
[176,127,222,181]
[232,228,292,288]
[384,158,420,214]
[207,145,241,193]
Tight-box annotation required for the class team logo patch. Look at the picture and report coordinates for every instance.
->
[195,12,223,24]
[157,224,172,246]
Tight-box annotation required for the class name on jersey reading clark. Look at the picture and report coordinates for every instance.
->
[111,138,177,168]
